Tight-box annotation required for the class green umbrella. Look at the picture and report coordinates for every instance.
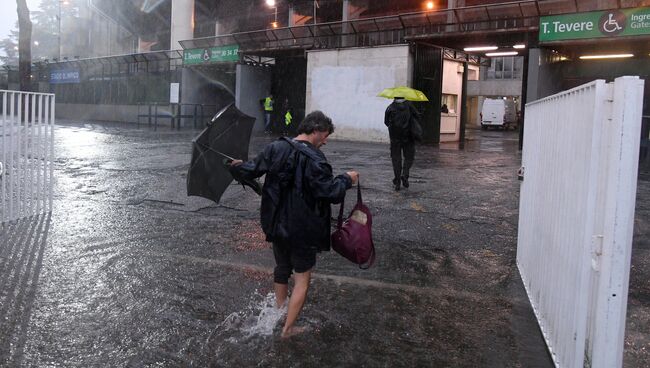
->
[378,86,429,102]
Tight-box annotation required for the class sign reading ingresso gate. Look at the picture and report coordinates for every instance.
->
[183,45,239,65]
[539,7,650,42]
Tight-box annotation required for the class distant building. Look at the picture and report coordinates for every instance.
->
[44,0,650,145]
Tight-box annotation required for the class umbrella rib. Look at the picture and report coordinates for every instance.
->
[196,141,237,161]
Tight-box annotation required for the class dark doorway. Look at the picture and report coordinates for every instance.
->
[272,56,307,135]
[412,43,443,144]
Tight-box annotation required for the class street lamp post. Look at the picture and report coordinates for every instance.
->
[266,0,278,28]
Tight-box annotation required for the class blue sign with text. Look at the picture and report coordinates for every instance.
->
[50,69,80,84]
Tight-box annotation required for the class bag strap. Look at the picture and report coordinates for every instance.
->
[356,179,362,204]
[336,194,345,229]
[280,137,322,162]
[336,178,362,229]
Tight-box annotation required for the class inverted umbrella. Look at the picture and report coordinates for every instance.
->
[378,86,429,102]
[187,102,261,203]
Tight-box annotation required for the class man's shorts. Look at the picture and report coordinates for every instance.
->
[272,243,317,284]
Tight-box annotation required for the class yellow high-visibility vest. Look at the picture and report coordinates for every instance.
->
[264,97,273,111]
[285,111,292,126]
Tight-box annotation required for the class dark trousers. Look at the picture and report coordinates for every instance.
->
[390,140,415,181]
[264,112,272,131]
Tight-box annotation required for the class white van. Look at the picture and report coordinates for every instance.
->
[480,98,517,130]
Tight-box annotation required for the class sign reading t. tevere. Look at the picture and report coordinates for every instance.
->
[539,7,650,42]
[183,45,239,65]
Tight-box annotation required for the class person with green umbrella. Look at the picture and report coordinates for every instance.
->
[384,96,421,191]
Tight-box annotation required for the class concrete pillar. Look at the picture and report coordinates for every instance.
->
[525,48,540,103]
[236,64,273,132]
[171,0,194,50]
[341,0,352,47]
[289,6,295,27]
[215,21,221,36]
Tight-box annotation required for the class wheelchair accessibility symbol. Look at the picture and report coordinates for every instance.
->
[599,11,626,35]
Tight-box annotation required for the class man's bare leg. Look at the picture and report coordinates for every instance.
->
[281,270,312,338]
[274,282,288,308]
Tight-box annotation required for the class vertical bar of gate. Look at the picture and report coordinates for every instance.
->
[30,93,35,216]
[49,94,54,212]
[1,91,6,223]
[22,93,28,217]
[17,92,22,218]
[8,92,14,221]
[36,94,42,214]
[42,95,49,215]
[43,96,51,212]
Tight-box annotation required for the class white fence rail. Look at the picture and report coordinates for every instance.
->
[0,90,55,224]
[517,76,644,368]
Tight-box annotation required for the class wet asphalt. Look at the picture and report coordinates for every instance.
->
[0,122,648,367]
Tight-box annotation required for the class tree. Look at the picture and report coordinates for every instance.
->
[1,0,80,67]
[17,0,33,91]
[0,26,19,66]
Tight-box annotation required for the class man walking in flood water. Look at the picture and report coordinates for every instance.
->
[230,111,358,338]
[384,97,420,191]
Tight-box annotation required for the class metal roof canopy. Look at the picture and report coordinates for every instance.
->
[46,50,183,69]
[178,0,632,51]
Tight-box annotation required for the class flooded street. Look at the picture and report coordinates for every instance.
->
[1,122,648,367]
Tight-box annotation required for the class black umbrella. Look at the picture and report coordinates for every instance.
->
[187,102,261,203]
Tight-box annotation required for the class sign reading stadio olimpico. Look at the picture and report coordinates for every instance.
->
[539,7,650,42]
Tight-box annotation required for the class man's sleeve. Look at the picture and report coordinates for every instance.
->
[384,107,391,127]
[305,161,352,204]
[230,145,273,180]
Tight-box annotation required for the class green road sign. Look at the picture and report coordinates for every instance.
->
[539,7,650,42]
[183,45,239,65]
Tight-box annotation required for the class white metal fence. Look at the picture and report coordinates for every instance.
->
[0,90,55,224]
[517,76,644,368]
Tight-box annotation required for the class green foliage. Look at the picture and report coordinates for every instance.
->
[1,0,79,66]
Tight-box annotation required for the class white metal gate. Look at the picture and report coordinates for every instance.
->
[0,90,55,224]
[517,76,644,368]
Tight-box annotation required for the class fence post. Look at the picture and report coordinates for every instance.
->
[589,76,644,368]
[193,104,198,129]
[154,103,158,131]
[148,104,152,127]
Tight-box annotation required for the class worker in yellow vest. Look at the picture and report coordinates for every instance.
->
[263,94,274,133]
[284,108,293,136]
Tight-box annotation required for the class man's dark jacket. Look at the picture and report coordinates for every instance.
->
[231,138,352,252]
[384,100,421,143]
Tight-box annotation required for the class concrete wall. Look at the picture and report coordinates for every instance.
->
[467,79,522,98]
[236,64,272,133]
[306,45,412,142]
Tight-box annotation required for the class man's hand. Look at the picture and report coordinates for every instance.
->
[230,159,243,167]
[346,171,359,185]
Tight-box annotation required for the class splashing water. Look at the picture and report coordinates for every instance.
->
[215,291,287,342]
